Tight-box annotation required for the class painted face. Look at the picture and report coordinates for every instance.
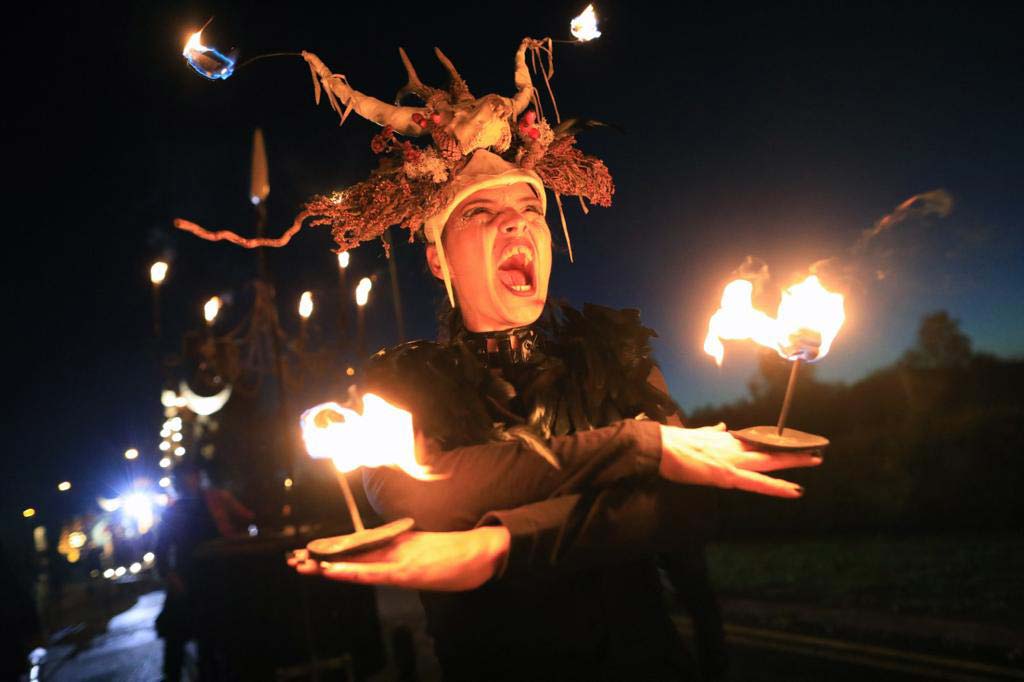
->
[431,182,551,332]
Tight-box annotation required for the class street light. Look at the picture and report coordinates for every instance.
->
[57,481,71,492]
[299,291,314,319]
[22,508,36,518]
[124,448,139,461]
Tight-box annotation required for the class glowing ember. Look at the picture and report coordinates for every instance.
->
[183,29,237,80]
[299,291,314,319]
[571,4,602,41]
[300,394,437,480]
[704,275,845,366]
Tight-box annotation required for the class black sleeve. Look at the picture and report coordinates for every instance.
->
[477,480,716,578]
[362,418,663,532]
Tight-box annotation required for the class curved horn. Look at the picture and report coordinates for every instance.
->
[511,38,535,116]
[395,47,444,105]
[433,46,474,101]
[303,51,429,137]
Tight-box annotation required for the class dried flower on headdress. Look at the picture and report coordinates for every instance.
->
[175,37,615,254]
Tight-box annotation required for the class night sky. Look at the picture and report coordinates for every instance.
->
[5,2,1021,522]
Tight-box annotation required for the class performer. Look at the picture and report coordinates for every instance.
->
[177,38,819,680]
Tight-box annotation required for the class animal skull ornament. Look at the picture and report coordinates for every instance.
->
[302,38,536,157]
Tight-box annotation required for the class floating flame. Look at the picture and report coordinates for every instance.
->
[300,394,438,480]
[704,275,845,366]
[299,291,314,319]
[183,28,237,80]
[571,4,602,41]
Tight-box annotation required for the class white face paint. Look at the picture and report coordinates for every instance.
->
[429,183,552,332]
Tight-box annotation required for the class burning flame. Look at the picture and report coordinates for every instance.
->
[704,275,845,366]
[300,394,438,480]
[355,277,372,307]
[150,261,168,285]
[204,296,222,324]
[298,291,314,319]
[571,4,602,41]
[183,28,237,80]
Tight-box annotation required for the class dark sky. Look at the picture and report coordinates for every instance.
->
[4,1,1022,521]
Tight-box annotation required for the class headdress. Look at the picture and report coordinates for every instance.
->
[176,38,614,306]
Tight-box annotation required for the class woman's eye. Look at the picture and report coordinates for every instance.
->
[525,205,542,214]
[464,207,492,219]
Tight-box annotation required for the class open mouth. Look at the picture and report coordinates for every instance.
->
[496,244,536,295]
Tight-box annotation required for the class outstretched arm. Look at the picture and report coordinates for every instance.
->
[363,418,664,532]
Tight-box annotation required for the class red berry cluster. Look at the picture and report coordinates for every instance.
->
[370,125,396,154]
[518,110,541,140]
[411,111,444,129]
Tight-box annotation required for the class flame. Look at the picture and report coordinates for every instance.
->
[571,4,602,41]
[150,261,168,284]
[182,28,237,80]
[355,277,372,306]
[704,275,845,366]
[299,291,314,319]
[300,394,438,480]
[204,295,222,323]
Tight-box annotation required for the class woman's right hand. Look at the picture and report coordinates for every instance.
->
[658,423,821,497]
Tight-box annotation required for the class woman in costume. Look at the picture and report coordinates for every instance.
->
[181,38,821,680]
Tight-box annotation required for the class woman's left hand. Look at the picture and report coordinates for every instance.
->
[287,526,511,592]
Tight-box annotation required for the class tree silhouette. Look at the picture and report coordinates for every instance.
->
[900,311,973,369]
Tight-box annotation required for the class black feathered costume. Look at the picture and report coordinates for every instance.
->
[362,302,715,681]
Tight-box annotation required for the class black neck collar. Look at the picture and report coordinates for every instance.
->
[461,325,541,367]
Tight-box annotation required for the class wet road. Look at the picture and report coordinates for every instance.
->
[35,587,1022,681]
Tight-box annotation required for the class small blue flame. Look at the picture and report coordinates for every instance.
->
[183,30,237,80]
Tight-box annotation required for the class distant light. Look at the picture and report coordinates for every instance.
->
[160,429,171,438]
[346,367,356,377]
[124,448,139,460]
[98,497,122,512]
[115,566,127,577]
[159,441,171,452]
[247,524,259,537]
[103,568,116,579]
[68,531,87,549]
[164,407,179,418]
[169,417,183,431]
[155,494,170,507]
[143,552,155,563]
[89,569,100,578]
[150,261,169,285]
[129,562,142,574]
[22,508,36,518]
[57,481,71,492]
[123,493,154,535]
[159,476,171,488]
[161,390,178,408]
[299,291,314,319]
[337,251,350,269]
[204,296,222,324]
[283,477,293,489]
[171,432,183,443]
[355,277,372,306]
[159,458,171,469]
[174,447,185,457]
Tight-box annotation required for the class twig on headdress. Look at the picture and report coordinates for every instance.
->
[173,212,310,248]
[553,192,574,263]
